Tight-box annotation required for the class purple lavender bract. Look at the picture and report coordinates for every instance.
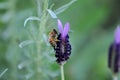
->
[54,19,71,65]
[108,25,120,74]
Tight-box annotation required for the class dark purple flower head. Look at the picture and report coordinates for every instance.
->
[114,26,120,43]
[54,19,71,65]
[108,26,120,74]
[57,19,70,40]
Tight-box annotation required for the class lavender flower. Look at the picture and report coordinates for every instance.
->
[108,26,120,74]
[55,19,71,65]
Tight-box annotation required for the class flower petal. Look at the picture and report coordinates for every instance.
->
[114,25,120,43]
[57,19,63,33]
[62,22,70,39]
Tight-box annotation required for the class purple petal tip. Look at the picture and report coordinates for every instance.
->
[114,25,120,43]
[57,19,63,33]
[62,22,70,39]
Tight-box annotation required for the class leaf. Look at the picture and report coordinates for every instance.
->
[54,0,77,15]
[24,16,41,27]
[47,9,57,18]
[43,33,50,46]
[18,61,32,69]
[0,68,8,78]
[19,40,34,48]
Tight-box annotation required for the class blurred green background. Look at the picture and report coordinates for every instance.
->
[0,0,120,80]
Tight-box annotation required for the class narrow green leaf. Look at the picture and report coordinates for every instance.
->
[47,9,57,18]
[19,40,34,48]
[24,16,41,27]
[0,68,8,78]
[54,0,77,14]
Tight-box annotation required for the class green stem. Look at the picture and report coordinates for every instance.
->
[60,65,65,80]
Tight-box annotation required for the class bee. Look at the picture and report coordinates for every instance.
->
[49,29,59,48]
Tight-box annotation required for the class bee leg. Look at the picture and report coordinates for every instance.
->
[55,39,60,42]
[53,45,57,50]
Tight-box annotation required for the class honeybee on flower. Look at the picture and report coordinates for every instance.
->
[48,19,72,65]
[48,29,59,49]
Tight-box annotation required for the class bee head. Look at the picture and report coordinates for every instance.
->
[53,29,58,34]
